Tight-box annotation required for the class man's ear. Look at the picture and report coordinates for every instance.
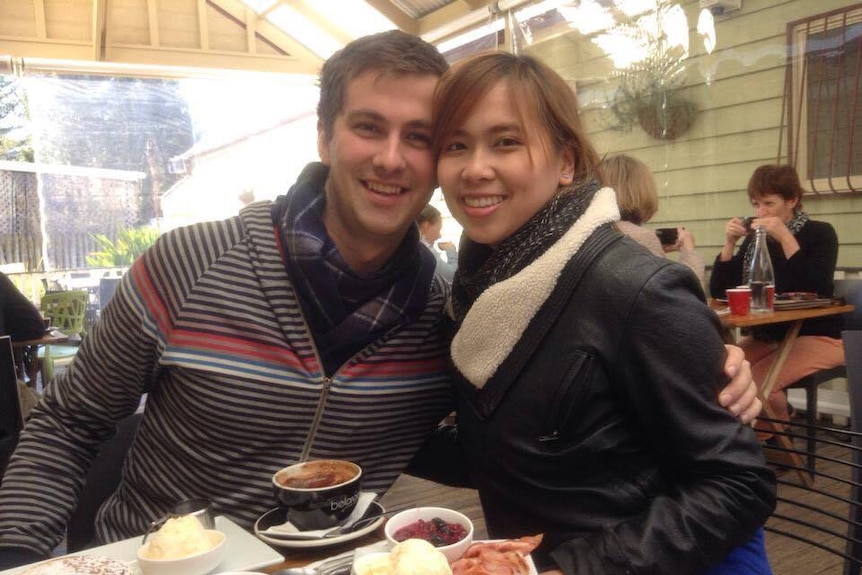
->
[317,120,330,164]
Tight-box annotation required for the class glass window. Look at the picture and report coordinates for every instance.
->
[788,6,862,194]
[0,66,319,276]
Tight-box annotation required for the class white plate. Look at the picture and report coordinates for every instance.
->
[254,503,386,549]
[310,539,538,575]
[0,516,283,575]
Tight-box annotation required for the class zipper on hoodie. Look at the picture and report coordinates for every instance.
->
[300,375,332,462]
[299,323,402,461]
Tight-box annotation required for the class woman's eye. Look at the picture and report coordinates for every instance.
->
[495,137,521,147]
[443,141,466,152]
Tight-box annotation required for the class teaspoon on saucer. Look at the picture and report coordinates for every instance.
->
[321,505,411,538]
[262,504,411,540]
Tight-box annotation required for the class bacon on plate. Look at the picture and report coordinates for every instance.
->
[451,534,542,575]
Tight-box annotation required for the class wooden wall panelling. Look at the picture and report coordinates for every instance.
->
[530,0,862,271]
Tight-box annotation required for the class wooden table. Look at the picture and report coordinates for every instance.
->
[10,331,69,387]
[259,474,487,574]
[710,300,855,485]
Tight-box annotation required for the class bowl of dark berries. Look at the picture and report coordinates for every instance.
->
[384,506,474,563]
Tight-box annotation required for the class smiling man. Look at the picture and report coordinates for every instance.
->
[0,31,453,567]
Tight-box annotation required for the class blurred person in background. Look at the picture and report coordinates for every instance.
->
[0,271,43,422]
[598,154,705,285]
[0,272,46,344]
[709,164,842,437]
[417,204,458,282]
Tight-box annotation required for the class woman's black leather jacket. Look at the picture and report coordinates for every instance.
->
[450,226,776,574]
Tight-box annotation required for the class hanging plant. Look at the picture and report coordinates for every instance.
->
[606,55,697,141]
[635,91,697,140]
[600,1,697,140]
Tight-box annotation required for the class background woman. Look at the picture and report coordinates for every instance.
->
[598,153,705,285]
[709,164,843,432]
[432,52,774,574]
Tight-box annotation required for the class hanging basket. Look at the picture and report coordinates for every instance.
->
[635,97,697,140]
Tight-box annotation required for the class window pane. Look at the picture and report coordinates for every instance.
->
[805,22,862,179]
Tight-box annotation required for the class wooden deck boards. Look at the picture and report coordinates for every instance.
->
[380,431,859,574]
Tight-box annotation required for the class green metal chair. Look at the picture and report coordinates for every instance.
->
[38,290,88,383]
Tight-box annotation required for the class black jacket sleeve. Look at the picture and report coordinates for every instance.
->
[553,264,776,574]
[0,272,45,342]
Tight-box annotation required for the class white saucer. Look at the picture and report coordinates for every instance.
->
[254,502,385,549]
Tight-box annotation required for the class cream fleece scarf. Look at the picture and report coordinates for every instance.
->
[451,187,620,389]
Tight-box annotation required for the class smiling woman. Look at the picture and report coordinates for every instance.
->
[431,51,775,575]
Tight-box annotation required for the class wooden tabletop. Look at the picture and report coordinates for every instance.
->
[9,330,70,347]
[710,300,855,328]
[259,475,487,574]
[261,531,383,573]
[709,298,855,487]
[9,330,71,386]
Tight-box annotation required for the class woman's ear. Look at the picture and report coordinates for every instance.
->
[558,150,576,186]
[788,196,800,211]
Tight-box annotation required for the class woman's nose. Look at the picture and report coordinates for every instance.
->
[461,150,493,181]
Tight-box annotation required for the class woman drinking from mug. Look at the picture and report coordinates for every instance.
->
[709,164,843,436]
[432,52,775,574]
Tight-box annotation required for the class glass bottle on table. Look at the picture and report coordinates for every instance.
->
[748,226,775,312]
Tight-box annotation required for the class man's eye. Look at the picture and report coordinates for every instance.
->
[354,123,380,134]
[406,132,431,147]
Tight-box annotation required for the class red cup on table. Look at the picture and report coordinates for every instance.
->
[727,287,752,315]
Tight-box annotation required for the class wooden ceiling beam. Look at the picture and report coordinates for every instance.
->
[106,45,320,74]
[0,0,518,77]
[93,0,108,60]
[415,1,490,36]
[287,0,355,46]
[146,0,160,47]
[207,0,324,64]
[244,5,256,53]
[33,0,47,40]
[198,0,211,50]
[363,0,416,34]
[0,37,94,61]
[462,0,490,9]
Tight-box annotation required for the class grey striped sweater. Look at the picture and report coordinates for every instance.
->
[0,201,454,557]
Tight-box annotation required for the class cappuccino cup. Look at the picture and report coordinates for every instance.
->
[272,459,362,531]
